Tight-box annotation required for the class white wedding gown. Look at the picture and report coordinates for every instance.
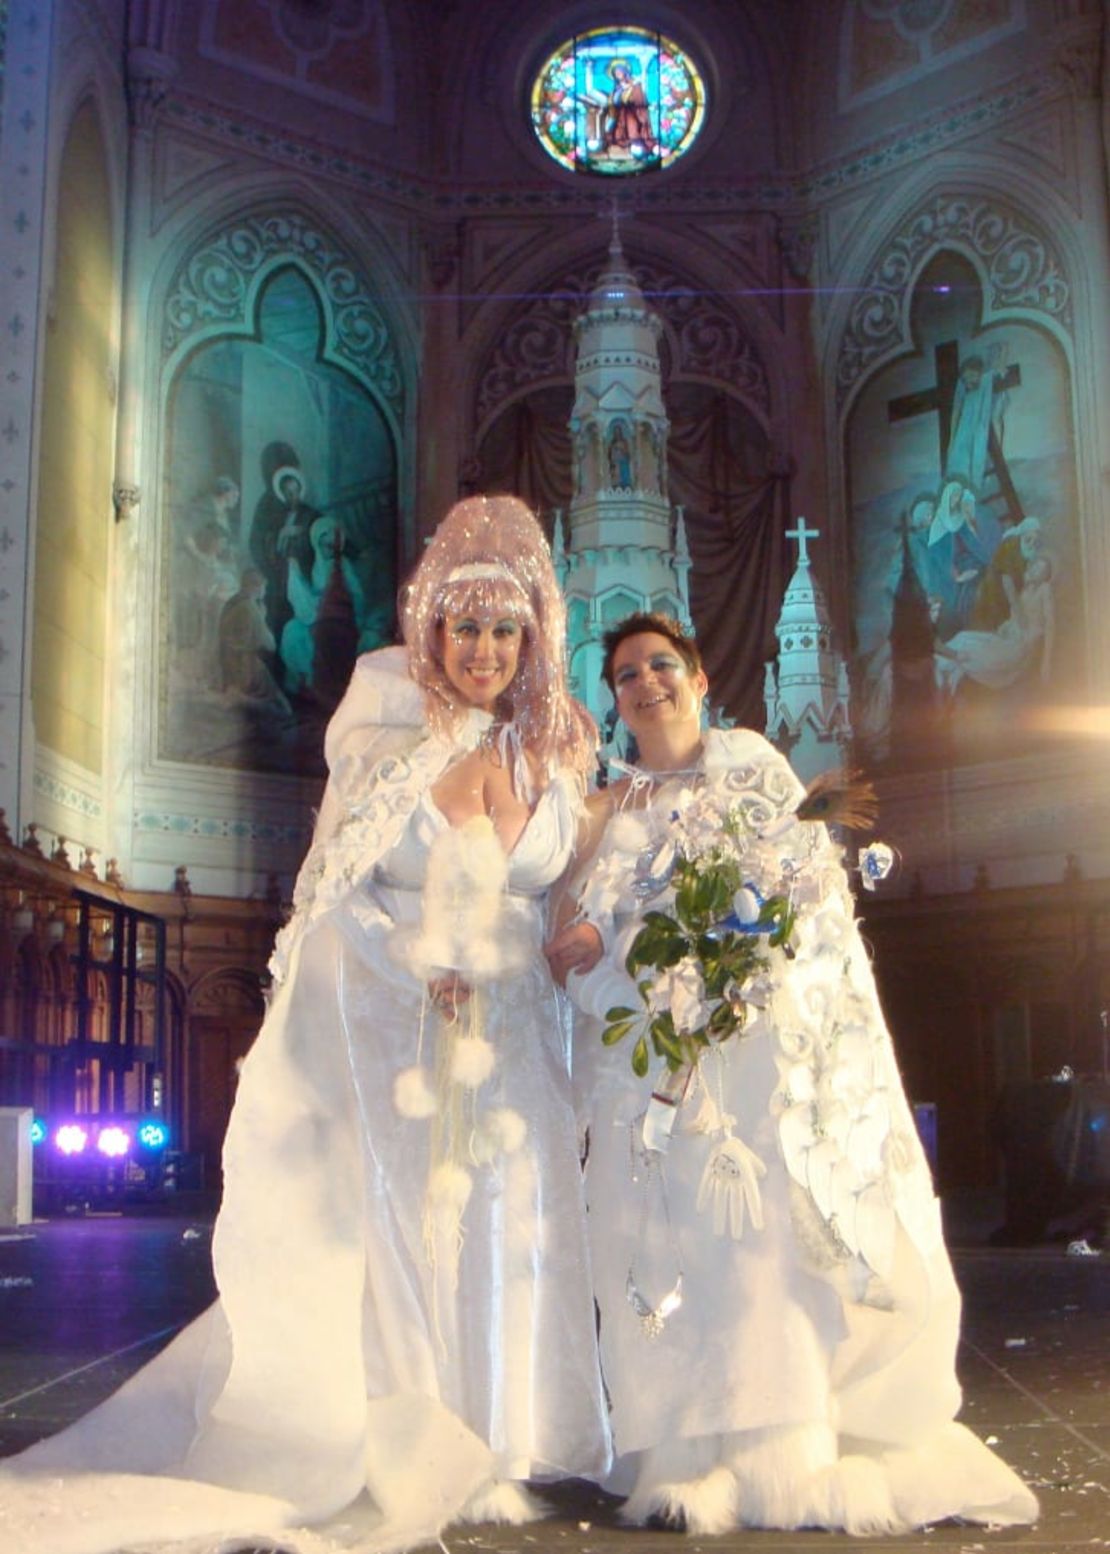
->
[567,728,1038,1534]
[0,650,609,1554]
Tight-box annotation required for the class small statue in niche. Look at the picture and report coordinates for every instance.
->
[607,423,633,489]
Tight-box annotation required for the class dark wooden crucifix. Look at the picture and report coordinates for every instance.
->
[887,339,1024,523]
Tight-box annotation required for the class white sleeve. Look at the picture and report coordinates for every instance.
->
[314,646,426,844]
[567,958,640,1021]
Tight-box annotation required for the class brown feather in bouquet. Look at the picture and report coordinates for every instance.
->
[793,768,878,832]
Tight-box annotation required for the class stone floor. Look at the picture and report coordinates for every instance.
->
[0,1200,1107,1553]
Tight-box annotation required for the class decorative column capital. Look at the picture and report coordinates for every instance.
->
[1055,40,1101,100]
[125,47,178,131]
[778,215,818,282]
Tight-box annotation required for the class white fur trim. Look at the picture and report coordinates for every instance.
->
[825,1453,903,1535]
[727,1419,841,1530]
[459,1479,546,1525]
[400,815,530,982]
[392,1065,437,1119]
[625,1464,738,1536]
[607,811,652,852]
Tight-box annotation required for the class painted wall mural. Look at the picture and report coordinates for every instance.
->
[848,248,1078,766]
[160,265,397,775]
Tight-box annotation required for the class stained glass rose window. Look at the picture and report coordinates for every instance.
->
[531,26,707,176]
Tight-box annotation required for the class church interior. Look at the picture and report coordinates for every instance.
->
[2,6,1110,1549]
[1,0,1109,1227]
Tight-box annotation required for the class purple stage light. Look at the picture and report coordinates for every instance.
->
[97,1125,131,1158]
[55,1123,89,1156]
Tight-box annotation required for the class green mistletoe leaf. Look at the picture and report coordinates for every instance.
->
[650,1018,686,1068]
[631,1034,650,1077]
[627,913,688,974]
[707,1000,738,1039]
[602,1016,639,1046]
[761,897,797,948]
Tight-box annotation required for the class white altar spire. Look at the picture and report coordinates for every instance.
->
[764,517,852,783]
[561,218,691,758]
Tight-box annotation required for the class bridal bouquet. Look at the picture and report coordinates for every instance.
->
[601,789,796,1077]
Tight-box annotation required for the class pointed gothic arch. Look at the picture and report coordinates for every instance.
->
[156,220,403,776]
[829,185,1072,426]
[837,202,1080,769]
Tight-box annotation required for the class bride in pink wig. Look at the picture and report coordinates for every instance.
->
[0,496,609,1553]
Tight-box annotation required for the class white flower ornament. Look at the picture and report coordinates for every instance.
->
[858,842,896,891]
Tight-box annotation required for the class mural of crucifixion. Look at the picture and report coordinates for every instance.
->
[887,338,1024,523]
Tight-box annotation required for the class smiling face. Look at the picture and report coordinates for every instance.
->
[440,610,525,711]
[611,630,707,740]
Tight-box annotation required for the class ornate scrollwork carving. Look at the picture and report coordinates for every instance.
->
[668,289,769,410]
[474,255,770,430]
[163,213,403,415]
[835,195,1071,410]
[192,970,266,1015]
[474,287,583,428]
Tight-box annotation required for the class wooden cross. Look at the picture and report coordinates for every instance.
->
[786,517,819,565]
[887,339,1024,521]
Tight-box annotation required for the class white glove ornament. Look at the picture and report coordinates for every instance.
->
[696,1134,767,1239]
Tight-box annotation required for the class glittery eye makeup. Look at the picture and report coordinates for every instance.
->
[614,653,685,689]
[448,616,520,644]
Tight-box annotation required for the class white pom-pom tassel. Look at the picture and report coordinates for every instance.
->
[450,1036,496,1089]
[393,1065,437,1119]
[472,1106,528,1163]
[428,1161,473,1213]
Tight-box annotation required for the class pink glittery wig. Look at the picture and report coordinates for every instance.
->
[401,494,596,776]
